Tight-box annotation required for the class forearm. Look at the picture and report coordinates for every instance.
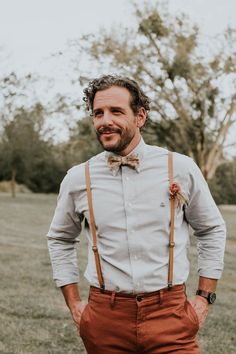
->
[189,276,218,328]
[198,276,217,292]
[61,283,82,310]
[61,283,87,332]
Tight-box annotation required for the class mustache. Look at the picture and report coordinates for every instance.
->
[97,127,122,135]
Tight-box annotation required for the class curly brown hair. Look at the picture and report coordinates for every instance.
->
[83,75,150,119]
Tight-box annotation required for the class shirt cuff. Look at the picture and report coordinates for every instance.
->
[55,278,79,288]
[198,260,224,279]
[53,267,80,288]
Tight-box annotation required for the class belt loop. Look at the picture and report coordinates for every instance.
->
[100,284,105,293]
[110,291,116,308]
[88,286,92,300]
[159,289,163,305]
[183,282,187,296]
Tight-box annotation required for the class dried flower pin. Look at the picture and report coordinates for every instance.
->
[169,182,188,207]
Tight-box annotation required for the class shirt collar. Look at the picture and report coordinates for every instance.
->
[105,137,146,174]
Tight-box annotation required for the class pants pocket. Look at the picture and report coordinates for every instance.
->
[183,299,200,333]
[79,304,89,337]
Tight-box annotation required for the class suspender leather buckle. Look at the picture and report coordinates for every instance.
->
[92,246,98,253]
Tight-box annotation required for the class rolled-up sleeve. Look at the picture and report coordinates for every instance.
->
[47,172,83,287]
[185,159,226,279]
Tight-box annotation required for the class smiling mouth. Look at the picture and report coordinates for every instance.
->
[101,132,117,135]
[99,129,121,136]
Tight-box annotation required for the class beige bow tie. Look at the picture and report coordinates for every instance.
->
[107,154,140,176]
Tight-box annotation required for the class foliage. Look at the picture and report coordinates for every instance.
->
[0,104,43,174]
[0,70,77,194]
[209,158,236,204]
[73,1,236,180]
[65,116,103,165]
[0,104,66,194]
[0,72,39,125]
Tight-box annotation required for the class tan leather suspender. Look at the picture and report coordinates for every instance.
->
[168,151,175,288]
[85,152,175,291]
[85,161,105,292]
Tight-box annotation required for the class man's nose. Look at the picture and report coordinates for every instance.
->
[101,112,113,125]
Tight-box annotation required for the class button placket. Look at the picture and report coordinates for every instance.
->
[122,168,143,293]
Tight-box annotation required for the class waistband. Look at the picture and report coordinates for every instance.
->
[90,284,185,300]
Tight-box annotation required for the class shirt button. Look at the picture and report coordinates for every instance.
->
[128,203,132,207]
[126,176,129,181]
[134,255,138,260]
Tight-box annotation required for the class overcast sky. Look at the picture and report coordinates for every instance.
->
[0,0,236,74]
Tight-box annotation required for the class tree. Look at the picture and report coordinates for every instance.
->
[0,72,39,124]
[0,104,46,196]
[70,1,236,180]
[0,69,79,194]
[209,158,236,204]
[65,116,102,166]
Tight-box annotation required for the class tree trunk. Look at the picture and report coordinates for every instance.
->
[11,168,16,198]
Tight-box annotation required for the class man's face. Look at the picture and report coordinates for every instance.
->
[92,86,145,155]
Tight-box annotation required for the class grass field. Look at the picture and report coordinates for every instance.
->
[0,193,235,354]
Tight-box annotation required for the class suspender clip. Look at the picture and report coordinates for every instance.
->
[168,282,173,290]
[169,241,175,248]
[100,284,105,293]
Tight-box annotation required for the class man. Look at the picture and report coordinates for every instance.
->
[47,75,226,354]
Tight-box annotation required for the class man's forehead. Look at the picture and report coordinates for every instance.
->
[93,86,131,109]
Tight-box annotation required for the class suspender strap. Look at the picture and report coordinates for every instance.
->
[168,151,175,289]
[85,154,175,292]
[85,161,105,292]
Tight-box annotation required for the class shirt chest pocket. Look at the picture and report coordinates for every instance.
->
[87,186,127,233]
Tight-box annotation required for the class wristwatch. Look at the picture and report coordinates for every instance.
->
[196,290,216,304]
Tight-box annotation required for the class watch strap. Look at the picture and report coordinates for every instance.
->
[196,290,216,304]
[196,290,210,298]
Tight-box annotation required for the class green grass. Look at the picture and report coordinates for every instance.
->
[0,193,235,354]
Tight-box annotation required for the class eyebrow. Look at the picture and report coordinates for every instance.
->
[93,106,126,113]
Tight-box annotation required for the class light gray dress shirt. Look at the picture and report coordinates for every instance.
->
[47,138,226,293]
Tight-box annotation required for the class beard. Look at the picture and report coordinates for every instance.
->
[96,126,135,154]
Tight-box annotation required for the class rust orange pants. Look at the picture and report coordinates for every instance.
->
[80,284,200,354]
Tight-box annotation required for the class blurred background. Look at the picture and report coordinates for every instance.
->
[0,0,236,200]
[0,1,235,353]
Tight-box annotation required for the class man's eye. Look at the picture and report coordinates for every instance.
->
[112,110,122,114]
[94,111,103,117]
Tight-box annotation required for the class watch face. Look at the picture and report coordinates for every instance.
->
[209,293,216,304]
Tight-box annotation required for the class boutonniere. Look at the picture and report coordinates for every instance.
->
[169,182,189,208]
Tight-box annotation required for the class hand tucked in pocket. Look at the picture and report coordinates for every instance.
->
[70,301,87,335]
[189,296,209,328]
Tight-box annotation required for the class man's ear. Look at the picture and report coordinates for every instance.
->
[136,107,147,129]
